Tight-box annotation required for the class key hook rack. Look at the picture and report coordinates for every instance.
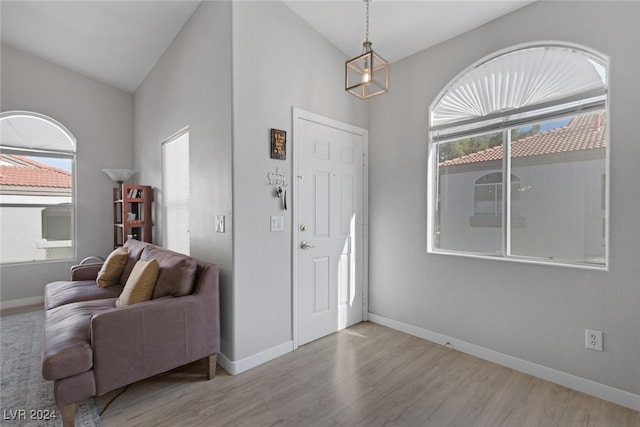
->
[267,167,287,187]
[268,167,288,210]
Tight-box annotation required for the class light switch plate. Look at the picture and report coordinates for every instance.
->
[270,215,284,232]
[215,215,225,233]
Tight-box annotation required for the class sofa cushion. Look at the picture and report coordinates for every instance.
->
[116,259,159,307]
[42,299,115,381]
[45,280,124,310]
[121,239,150,284]
[141,246,197,299]
[96,246,129,287]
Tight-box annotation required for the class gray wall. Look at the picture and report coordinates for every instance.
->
[368,1,640,395]
[230,1,368,361]
[0,44,133,305]
[133,1,234,355]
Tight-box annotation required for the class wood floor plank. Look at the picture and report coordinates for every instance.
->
[97,322,640,427]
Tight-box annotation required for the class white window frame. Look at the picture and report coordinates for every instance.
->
[0,111,77,265]
[427,43,609,270]
[161,127,190,255]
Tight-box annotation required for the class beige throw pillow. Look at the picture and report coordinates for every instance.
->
[96,246,129,288]
[115,259,159,307]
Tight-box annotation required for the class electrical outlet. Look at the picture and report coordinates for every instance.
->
[585,329,603,351]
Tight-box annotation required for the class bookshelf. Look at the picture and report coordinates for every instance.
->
[113,184,152,247]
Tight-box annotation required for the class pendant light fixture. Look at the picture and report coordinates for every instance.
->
[345,0,389,99]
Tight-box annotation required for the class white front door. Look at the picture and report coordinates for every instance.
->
[294,109,367,346]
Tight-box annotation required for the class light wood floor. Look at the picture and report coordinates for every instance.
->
[97,322,639,427]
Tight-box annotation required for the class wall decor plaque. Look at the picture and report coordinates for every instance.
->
[270,128,286,160]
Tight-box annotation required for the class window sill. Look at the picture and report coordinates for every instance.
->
[426,249,608,271]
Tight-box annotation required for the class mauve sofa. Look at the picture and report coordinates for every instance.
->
[41,239,220,427]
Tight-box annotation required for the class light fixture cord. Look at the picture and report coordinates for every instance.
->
[365,0,370,43]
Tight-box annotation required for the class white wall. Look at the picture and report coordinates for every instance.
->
[368,0,639,399]
[0,45,133,306]
[133,1,234,354]
[230,1,368,363]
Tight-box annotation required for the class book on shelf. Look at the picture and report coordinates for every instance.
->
[127,188,143,199]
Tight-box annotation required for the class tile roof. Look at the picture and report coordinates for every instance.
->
[440,113,606,167]
[0,154,71,188]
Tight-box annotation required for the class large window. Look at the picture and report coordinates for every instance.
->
[0,112,76,264]
[428,44,608,268]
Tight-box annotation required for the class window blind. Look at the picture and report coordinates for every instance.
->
[162,130,190,255]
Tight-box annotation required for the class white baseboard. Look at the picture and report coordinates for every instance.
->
[217,340,294,376]
[0,296,44,311]
[368,313,640,412]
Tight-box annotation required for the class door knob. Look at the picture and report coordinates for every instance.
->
[300,241,315,250]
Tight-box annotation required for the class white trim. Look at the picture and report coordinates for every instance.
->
[216,341,294,376]
[291,107,369,350]
[0,296,44,311]
[429,248,608,272]
[368,313,640,412]
[161,126,190,146]
[362,131,370,322]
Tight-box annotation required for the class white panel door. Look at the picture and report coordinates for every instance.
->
[296,114,365,346]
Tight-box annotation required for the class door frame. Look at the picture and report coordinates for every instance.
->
[291,107,369,350]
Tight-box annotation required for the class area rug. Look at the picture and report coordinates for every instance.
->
[1,309,100,426]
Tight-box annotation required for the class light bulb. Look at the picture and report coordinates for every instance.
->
[362,58,371,83]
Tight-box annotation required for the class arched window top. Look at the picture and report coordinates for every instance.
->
[431,43,608,133]
[475,173,520,185]
[0,111,76,153]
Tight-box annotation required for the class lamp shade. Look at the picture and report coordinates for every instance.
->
[102,168,136,184]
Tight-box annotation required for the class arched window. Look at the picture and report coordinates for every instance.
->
[428,43,608,268]
[0,111,76,264]
[474,173,520,217]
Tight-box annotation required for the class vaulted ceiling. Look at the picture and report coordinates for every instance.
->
[1,1,535,94]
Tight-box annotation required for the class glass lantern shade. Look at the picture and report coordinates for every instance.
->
[345,49,389,99]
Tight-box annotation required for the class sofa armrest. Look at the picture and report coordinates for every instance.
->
[90,291,218,395]
[70,263,103,281]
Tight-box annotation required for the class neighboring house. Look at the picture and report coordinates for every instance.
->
[0,154,72,263]
[438,113,606,263]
